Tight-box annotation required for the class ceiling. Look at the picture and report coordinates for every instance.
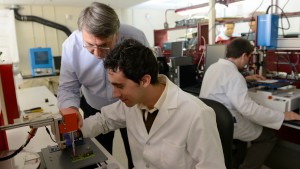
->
[0,0,209,10]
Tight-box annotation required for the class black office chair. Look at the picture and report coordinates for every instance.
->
[200,98,234,169]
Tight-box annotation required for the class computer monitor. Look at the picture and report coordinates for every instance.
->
[29,47,54,76]
[204,44,227,72]
[171,41,186,57]
[179,64,198,88]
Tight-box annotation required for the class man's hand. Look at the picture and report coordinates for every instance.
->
[60,107,83,128]
[284,111,300,121]
[245,74,266,81]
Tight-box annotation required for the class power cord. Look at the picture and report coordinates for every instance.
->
[266,4,290,37]
[0,51,4,62]
[246,0,264,40]
[0,128,37,161]
[45,126,56,143]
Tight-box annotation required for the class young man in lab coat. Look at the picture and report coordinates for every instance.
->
[200,38,300,169]
[79,39,226,169]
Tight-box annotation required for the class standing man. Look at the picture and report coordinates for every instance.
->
[79,39,226,169]
[216,22,235,44]
[200,38,300,169]
[57,2,149,169]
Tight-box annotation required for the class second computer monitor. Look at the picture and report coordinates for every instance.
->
[204,44,227,72]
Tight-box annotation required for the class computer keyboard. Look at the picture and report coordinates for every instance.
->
[284,120,300,127]
[249,79,293,89]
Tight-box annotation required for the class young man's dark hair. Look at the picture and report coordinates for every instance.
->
[104,39,158,84]
[226,38,254,59]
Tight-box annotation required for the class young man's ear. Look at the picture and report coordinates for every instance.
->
[140,74,151,87]
[241,53,248,59]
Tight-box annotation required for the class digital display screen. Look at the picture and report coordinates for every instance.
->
[34,51,49,65]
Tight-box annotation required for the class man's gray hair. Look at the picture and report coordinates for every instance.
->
[77,2,120,38]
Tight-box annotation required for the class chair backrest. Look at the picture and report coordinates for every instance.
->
[200,98,234,169]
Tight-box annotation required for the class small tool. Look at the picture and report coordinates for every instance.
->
[24,107,43,113]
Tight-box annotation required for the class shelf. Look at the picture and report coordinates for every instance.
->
[215,12,300,24]
[154,17,254,32]
[174,0,244,13]
[154,25,198,32]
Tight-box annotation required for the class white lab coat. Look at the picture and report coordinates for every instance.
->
[81,75,226,169]
[200,59,284,141]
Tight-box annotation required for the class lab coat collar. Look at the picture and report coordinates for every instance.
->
[218,58,238,70]
[147,75,179,137]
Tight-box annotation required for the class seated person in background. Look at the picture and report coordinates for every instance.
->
[242,12,264,42]
[216,22,235,44]
[78,39,226,169]
[248,11,264,34]
[241,19,257,43]
[249,19,256,33]
[200,38,300,169]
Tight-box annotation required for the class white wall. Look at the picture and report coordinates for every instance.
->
[1,1,300,74]
[118,8,186,45]
[0,5,82,75]
[0,10,19,63]
[0,4,170,75]
[221,0,300,37]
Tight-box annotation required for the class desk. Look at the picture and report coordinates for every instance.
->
[18,75,59,96]
[1,86,124,169]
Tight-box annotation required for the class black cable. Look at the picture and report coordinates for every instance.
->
[0,128,37,161]
[266,4,290,30]
[280,14,284,37]
[45,126,56,143]
[0,51,3,62]
[282,0,290,10]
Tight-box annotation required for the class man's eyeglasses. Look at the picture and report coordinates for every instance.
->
[83,44,110,51]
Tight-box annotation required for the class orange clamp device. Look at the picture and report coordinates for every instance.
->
[59,111,78,134]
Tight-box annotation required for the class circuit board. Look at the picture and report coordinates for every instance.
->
[70,150,95,162]
[40,138,108,169]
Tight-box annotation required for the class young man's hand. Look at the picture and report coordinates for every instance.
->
[284,111,300,121]
[245,74,266,81]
